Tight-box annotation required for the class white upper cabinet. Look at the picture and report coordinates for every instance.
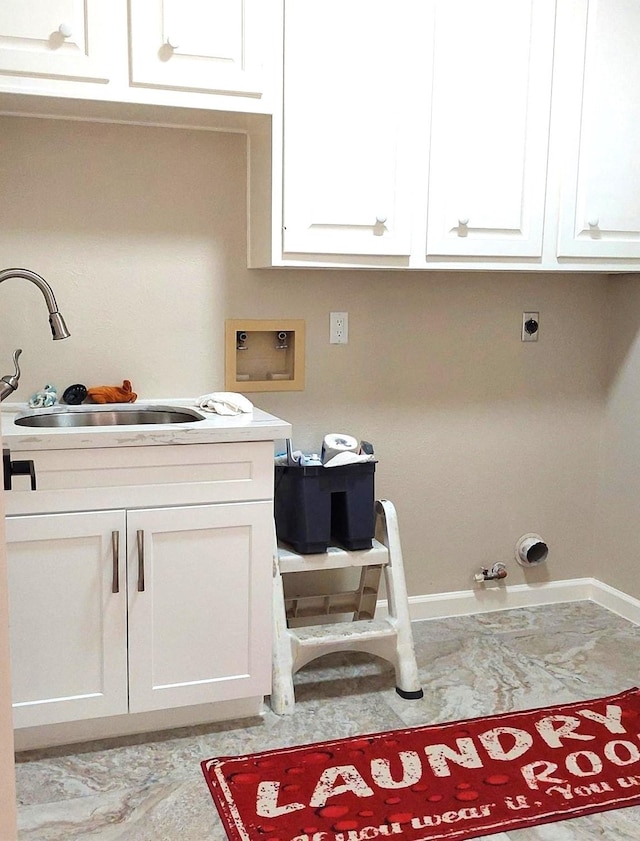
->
[0,0,118,83]
[277,0,558,265]
[0,0,281,115]
[281,0,422,258]
[555,0,640,260]
[129,0,274,101]
[250,0,640,269]
[425,0,555,259]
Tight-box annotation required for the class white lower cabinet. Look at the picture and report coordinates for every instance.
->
[6,468,274,729]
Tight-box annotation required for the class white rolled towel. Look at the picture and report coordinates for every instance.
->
[196,392,254,416]
[322,433,359,463]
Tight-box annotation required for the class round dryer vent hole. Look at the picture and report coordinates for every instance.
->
[515,533,548,567]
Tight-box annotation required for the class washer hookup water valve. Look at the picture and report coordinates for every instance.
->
[474,562,507,583]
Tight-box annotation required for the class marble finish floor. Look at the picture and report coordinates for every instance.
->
[14,600,640,840]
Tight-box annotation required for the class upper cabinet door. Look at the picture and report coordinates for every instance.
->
[282,0,422,257]
[129,0,274,100]
[0,0,117,82]
[425,0,556,259]
[556,0,640,259]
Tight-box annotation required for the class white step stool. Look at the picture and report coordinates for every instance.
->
[271,499,424,714]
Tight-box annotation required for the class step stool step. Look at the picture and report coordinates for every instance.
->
[277,539,389,573]
[290,619,396,647]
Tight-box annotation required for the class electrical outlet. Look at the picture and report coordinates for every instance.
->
[522,311,539,342]
[330,311,348,344]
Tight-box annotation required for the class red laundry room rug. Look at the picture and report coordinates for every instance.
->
[201,687,640,841]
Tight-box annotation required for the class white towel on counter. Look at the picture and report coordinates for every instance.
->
[196,392,254,416]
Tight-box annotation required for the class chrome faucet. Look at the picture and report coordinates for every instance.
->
[0,267,71,402]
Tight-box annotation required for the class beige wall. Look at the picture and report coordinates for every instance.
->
[0,115,610,597]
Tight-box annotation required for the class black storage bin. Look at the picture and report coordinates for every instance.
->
[274,462,376,554]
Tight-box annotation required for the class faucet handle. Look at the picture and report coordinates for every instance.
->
[11,348,22,381]
[1,348,22,388]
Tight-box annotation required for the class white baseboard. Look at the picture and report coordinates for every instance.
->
[379,577,640,626]
[587,579,640,625]
[13,695,265,752]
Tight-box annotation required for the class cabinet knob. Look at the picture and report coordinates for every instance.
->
[375,214,387,225]
[165,36,179,51]
[58,22,73,38]
[458,217,469,227]
[588,217,599,228]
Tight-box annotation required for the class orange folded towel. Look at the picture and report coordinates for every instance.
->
[87,379,137,404]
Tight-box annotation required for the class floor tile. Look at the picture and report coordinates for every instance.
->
[13,600,640,840]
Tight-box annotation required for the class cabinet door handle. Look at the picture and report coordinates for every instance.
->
[137,529,145,592]
[111,530,120,594]
[3,448,37,491]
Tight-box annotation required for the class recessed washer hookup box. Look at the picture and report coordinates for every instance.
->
[274,462,376,554]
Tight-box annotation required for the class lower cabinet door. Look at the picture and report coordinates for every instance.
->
[126,501,273,713]
[5,510,128,728]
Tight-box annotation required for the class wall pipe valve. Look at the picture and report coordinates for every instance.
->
[475,562,507,583]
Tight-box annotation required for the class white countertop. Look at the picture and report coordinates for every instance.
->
[0,398,292,451]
